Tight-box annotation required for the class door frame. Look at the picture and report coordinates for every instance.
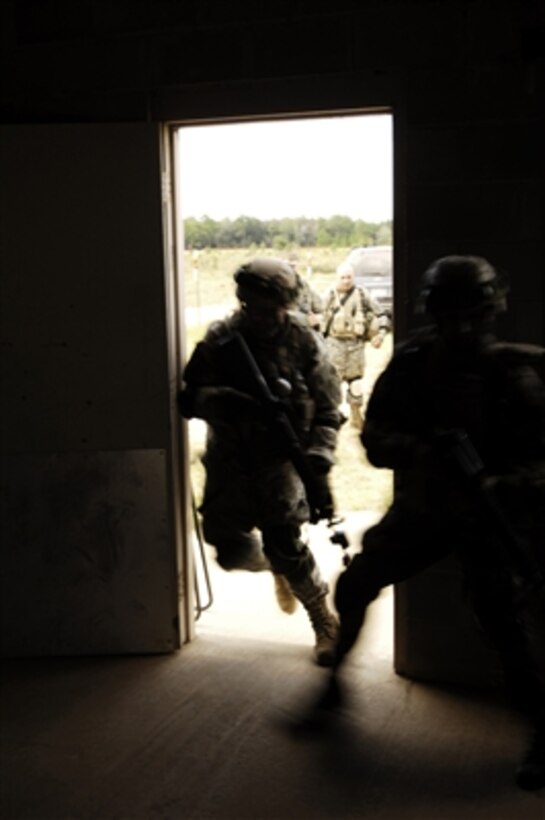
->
[161,124,197,644]
[161,107,399,645]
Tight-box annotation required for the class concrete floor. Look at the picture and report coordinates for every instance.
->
[1,513,544,819]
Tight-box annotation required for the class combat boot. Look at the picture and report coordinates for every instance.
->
[287,574,339,666]
[515,725,545,790]
[273,573,298,614]
[304,594,339,667]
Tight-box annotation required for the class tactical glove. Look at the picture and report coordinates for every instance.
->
[306,454,335,523]
[310,474,335,523]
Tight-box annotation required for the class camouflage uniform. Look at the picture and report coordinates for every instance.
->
[179,258,343,665]
[322,284,390,423]
[292,273,323,330]
[184,310,341,553]
[332,256,545,790]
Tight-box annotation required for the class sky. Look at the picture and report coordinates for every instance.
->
[176,113,392,223]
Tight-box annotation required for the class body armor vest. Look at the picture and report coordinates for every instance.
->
[325,287,366,339]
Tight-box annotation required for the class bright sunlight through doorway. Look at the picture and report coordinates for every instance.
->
[173,112,394,657]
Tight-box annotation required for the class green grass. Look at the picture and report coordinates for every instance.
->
[183,246,350,311]
[329,337,394,514]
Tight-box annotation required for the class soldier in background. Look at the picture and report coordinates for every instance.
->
[178,258,343,666]
[322,260,390,429]
[285,252,323,332]
[328,256,545,790]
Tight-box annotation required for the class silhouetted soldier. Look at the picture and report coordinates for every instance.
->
[285,252,323,331]
[329,256,545,790]
[178,258,342,665]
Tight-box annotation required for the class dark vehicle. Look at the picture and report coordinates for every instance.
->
[345,245,393,316]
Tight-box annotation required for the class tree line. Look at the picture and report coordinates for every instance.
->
[184,215,392,249]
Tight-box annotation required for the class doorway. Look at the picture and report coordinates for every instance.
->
[170,112,394,659]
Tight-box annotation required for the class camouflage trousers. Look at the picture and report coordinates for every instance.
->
[334,501,545,722]
[325,336,366,383]
[199,451,319,583]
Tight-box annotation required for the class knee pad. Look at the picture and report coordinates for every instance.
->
[261,524,311,578]
[261,524,301,556]
[347,378,364,402]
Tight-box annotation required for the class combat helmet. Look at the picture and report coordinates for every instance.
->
[418,255,508,317]
[234,257,299,306]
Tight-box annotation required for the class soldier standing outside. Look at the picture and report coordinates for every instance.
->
[178,258,343,666]
[285,252,323,332]
[327,256,545,790]
[322,260,390,429]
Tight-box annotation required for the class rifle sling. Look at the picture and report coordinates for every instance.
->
[323,287,355,338]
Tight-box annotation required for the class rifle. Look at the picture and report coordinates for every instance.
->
[216,330,343,533]
[439,428,545,603]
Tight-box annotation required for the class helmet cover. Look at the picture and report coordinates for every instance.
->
[419,255,507,316]
[234,257,299,306]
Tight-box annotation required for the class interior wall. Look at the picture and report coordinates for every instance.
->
[0,124,180,656]
[1,125,169,454]
[1,0,543,679]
